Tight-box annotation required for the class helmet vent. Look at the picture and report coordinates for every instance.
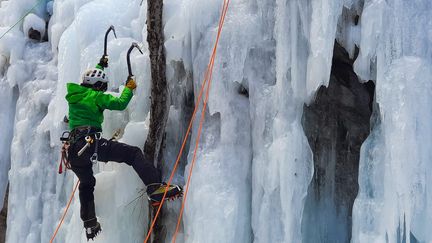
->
[83,68,109,85]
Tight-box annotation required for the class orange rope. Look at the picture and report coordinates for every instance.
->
[143,51,211,243]
[143,35,212,243]
[172,1,230,242]
[49,180,80,243]
[143,0,230,242]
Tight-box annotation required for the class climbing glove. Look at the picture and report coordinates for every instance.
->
[126,76,137,90]
[98,55,109,68]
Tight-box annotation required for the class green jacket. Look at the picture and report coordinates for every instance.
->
[65,83,133,130]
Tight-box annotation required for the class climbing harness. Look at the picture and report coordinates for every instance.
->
[76,133,101,164]
[70,126,101,141]
[58,126,102,173]
[144,1,231,242]
[71,126,102,163]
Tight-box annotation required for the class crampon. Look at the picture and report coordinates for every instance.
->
[146,183,183,207]
[149,191,183,207]
[85,221,101,241]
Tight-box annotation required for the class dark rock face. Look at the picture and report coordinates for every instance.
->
[0,186,8,243]
[301,42,374,242]
[28,27,42,41]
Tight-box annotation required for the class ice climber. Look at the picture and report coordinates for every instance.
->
[64,57,183,240]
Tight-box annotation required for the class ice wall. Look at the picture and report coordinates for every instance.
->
[0,28,18,209]
[0,70,16,210]
[163,0,317,242]
[166,1,256,242]
[1,0,431,242]
[0,0,54,233]
[249,1,314,242]
[6,43,60,243]
[352,1,432,242]
[1,0,350,242]
[0,0,155,242]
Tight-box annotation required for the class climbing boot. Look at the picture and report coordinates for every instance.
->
[146,183,183,206]
[84,218,101,241]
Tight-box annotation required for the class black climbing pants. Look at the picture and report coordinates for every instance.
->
[68,136,161,223]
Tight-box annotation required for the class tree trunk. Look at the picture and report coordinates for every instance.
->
[144,1,168,242]
[144,0,169,167]
[0,184,8,243]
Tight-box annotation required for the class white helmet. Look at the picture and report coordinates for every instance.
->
[82,68,109,85]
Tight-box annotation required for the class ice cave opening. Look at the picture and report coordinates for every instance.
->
[301,41,375,243]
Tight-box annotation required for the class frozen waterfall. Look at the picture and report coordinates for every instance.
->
[0,0,431,243]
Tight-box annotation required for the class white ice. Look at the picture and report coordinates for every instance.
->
[23,13,46,39]
[0,0,431,243]
[352,1,432,242]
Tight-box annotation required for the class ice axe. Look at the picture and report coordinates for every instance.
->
[98,25,117,68]
[126,42,144,81]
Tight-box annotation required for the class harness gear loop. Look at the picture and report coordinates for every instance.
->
[59,131,72,174]
[58,141,71,174]
[90,132,102,164]
[69,127,102,162]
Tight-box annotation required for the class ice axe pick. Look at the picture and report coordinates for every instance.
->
[126,42,144,81]
[99,25,117,68]
[104,25,117,57]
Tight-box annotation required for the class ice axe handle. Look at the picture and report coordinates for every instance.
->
[126,43,144,77]
[104,25,117,56]
[99,26,117,68]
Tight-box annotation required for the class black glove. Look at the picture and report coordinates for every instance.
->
[98,55,109,68]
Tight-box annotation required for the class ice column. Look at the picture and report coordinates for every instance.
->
[174,0,255,242]
[352,1,432,242]
[306,0,351,100]
[6,43,60,243]
[0,79,16,209]
[250,1,315,242]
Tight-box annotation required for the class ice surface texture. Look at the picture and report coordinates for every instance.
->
[352,1,432,242]
[23,13,46,39]
[0,0,431,242]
